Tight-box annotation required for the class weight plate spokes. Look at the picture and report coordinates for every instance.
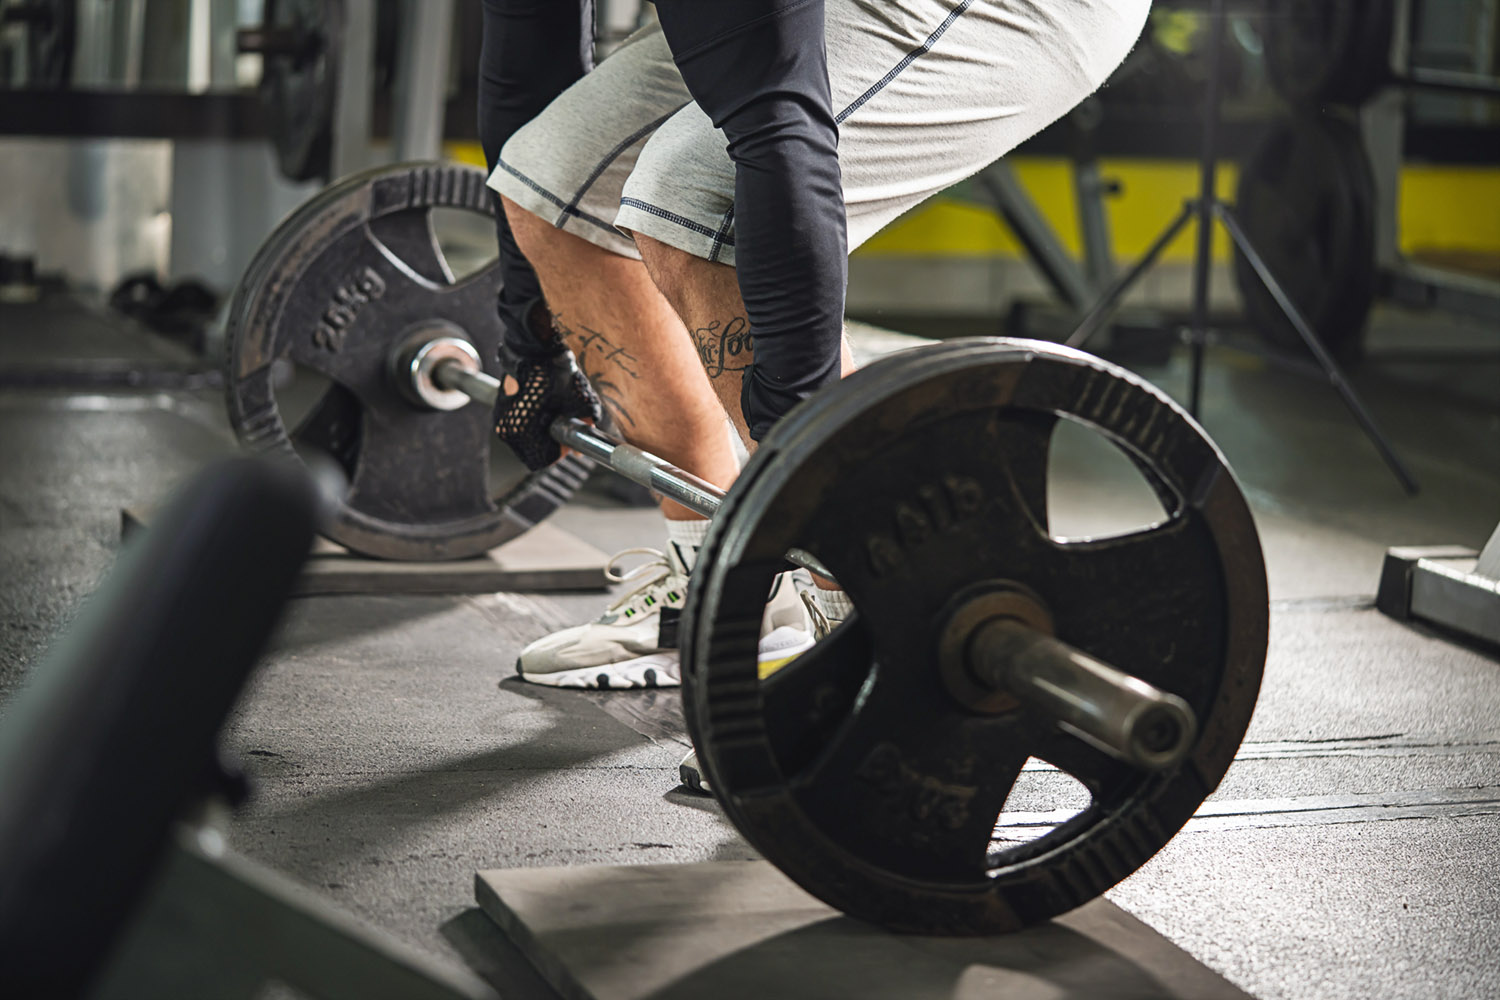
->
[225,162,591,561]
[682,339,1268,935]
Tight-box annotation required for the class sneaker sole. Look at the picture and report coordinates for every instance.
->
[517,630,817,690]
[758,632,816,680]
[516,652,680,690]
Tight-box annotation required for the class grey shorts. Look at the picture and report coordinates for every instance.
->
[489,0,1150,266]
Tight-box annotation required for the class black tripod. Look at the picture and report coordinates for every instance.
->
[1065,0,1418,495]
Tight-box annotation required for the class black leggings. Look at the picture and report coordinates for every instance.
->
[477,0,848,440]
[476,0,596,354]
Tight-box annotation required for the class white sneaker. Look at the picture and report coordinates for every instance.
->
[679,588,846,794]
[515,547,814,690]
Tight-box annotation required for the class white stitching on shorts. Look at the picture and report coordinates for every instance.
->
[495,158,620,235]
[559,103,693,228]
[619,197,732,244]
[836,0,978,124]
[707,207,736,263]
[551,0,981,257]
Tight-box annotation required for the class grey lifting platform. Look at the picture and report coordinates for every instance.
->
[474,861,1252,1000]
[123,507,610,595]
[1378,521,1500,648]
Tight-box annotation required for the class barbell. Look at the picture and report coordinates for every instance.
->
[225,161,1269,934]
[396,333,1199,775]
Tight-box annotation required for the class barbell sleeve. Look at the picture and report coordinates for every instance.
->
[968,619,1198,770]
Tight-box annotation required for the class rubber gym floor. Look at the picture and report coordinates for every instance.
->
[1,293,1497,999]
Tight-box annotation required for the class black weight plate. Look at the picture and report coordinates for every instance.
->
[1233,114,1377,361]
[225,161,592,561]
[682,339,1268,934]
[1264,0,1395,107]
[259,0,340,182]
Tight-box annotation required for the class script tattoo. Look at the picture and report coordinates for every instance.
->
[691,316,754,380]
[552,314,640,430]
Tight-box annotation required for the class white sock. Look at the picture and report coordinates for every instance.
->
[813,587,854,622]
[665,517,710,572]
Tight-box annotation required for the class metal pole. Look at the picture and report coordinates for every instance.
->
[331,0,376,178]
[1185,0,1229,418]
[391,0,454,162]
[433,363,726,520]
[970,620,1197,771]
[975,161,1096,312]
[1066,201,1195,350]
[1216,204,1420,495]
[434,361,835,579]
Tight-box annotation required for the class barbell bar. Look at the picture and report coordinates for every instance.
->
[399,335,1198,772]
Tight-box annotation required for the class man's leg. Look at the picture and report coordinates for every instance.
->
[501,195,739,520]
[636,233,856,625]
[485,22,815,691]
[633,235,856,450]
[500,196,815,690]
[499,198,729,689]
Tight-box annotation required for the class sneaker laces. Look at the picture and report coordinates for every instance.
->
[800,589,837,640]
[604,547,685,615]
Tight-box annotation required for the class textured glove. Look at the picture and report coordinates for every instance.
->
[493,335,602,471]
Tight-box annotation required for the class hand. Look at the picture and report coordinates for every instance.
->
[493,342,602,471]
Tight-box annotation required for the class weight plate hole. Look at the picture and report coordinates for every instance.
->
[1046,418,1176,542]
[288,377,362,481]
[430,206,498,282]
[989,757,1092,855]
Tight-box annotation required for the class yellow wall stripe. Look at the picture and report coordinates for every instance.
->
[444,142,1500,261]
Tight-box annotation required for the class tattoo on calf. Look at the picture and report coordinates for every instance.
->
[691,317,754,380]
[551,314,640,430]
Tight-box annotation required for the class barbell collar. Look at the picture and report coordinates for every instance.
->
[969,619,1198,771]
[430,357,833,578]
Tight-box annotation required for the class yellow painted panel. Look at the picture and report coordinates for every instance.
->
[862,158,1500,261]
[447,141,486,167]
[860,159,1239,262]
[1399,166,1500,255]
[446,141,1500,259]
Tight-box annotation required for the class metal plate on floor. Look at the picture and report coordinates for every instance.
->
[224,162,592,562]
[476,861,1255,1000]
[682,339,1269,935]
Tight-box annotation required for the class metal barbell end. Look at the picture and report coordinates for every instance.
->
[969,619,1198,771]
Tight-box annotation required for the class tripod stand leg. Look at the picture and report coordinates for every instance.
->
[1217,203,1419,495]
[1066,200,1196,350]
